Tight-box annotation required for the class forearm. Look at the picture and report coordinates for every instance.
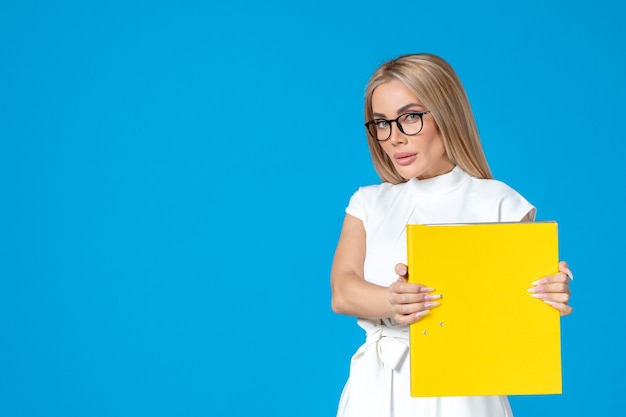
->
[331,272,393,319]
[330,214,393,318]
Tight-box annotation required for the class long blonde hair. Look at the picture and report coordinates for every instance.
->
[364,53,492,184]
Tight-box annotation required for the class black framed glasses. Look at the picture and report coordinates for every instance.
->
[365,111,431,142]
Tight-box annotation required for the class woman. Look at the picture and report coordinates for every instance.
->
[330,53,572,417]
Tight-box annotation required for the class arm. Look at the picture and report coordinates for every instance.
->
[330,214,392,318]
[330,214,439,322]
[387,211,573,322]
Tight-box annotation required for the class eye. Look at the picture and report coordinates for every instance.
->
[375,120,389,129]
[403,112,420,123]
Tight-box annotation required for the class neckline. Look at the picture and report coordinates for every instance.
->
[408,165,471,195]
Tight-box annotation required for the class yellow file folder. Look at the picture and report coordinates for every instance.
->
[406,222,562,397]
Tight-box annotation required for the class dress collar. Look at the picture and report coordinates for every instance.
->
[408,165,471,195]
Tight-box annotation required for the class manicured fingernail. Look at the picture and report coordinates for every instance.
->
[420,287,435,293]
[424,301,440,308]
[415,309,430,319]
[398,267,407,275]
[424,294,442,301]
[527,286,544,293]
[566,270,574,280]
[530,293,548,299]
[543,300,558,307]
[531,278,548,286]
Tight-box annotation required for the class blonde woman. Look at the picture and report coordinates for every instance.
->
[330,53,572,417]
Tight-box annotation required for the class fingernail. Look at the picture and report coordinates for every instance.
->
[566,270,574,280]
[424,301,441,308]
[543,300,558,307]
[425,294,442,301]
[398,267,407,275]
[415,309,430,319]
[420,287,435,293]
[531,278,548,286]
[530,293,548,299]
[527,286,544,293]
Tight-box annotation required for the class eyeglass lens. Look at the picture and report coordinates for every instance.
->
[369,112,425,141]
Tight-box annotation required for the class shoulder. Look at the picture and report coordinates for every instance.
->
[465,177,536,221]
[351,180,412,204]
[467,177,523,197]
[345,181,411,220]
[353,181,407,199]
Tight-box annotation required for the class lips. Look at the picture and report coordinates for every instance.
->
[394,152,417,166]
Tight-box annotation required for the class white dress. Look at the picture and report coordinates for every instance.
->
[337,166,536,417]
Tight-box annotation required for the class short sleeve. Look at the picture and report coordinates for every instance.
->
[345,187,365,221]
[499,189,536,221]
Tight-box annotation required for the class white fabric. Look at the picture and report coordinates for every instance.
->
[337,166,535,417]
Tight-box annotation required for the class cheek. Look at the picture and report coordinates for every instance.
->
[435,136,447,154]
[379,142,394,158]
[425,132,446,153]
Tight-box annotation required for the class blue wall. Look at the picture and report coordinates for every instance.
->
[1,1,624,416]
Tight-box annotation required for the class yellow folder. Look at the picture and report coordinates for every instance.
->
[406,222,562,397]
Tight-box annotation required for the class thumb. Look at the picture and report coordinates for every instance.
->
[395,263,408,280]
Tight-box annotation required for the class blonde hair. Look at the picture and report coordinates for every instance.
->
[364,53,493,184]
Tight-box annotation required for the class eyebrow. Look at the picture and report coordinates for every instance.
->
[372,103,425,118]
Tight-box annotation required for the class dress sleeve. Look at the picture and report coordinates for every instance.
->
[345,187,365,221]
[499,188,536,221]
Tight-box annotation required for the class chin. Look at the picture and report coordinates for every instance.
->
[395,167,422,180]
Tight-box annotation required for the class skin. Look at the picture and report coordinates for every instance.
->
[330,80,573,324]
[373,80,455,180]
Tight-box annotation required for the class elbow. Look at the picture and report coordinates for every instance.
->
[330,281,350,315]
[331,294,344,314]
[331,266,363,316]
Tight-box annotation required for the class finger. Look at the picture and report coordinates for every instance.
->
[529,281,571,295]
[389,280,432,295]
[391,301,426,316]
[395,300,442,324]
[389,287,436,307]
[530,272,571,287]
[391,299,441,316]
[395,263,408,279]
[530,273,571,293]
[558,261,574,280]
[530,291,570,304]
[389,291,427,306]
[394,313,419,325]
[543,300,574,316]
[549,270,572,285]
[394,309,432,325]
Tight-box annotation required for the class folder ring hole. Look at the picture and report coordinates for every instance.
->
[423,330,428,336]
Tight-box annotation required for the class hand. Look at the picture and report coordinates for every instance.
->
[528,261,573,316]
[388,263,442,325]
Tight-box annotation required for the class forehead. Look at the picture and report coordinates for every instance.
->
[371,80,424,113]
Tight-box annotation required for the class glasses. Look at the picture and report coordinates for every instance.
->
[365,111,431,142]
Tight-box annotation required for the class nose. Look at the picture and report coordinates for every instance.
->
[388,121,406,145]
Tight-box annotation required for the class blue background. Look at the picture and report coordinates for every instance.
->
[1,1,624,416]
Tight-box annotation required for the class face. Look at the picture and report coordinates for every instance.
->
[371,79,454,180]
